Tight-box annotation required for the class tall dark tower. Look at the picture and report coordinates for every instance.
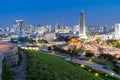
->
[79,10,86,38]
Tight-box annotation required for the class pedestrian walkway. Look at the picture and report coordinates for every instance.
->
[10,51,27,80]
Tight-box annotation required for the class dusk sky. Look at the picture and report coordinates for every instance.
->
[0,0,120,27]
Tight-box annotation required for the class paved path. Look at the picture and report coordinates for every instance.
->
[10,51,27,80]
[70,59,120,78]
[49,53,120,78]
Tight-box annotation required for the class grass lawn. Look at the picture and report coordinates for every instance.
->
[80,57,114,70]
[24,50,103,80]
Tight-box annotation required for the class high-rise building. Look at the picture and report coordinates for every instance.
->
[115,23,120,39]
[73,25,79,32]
[6,27,10,32]
[99,26,107,33]
[15,20,24,31]
[79,10,86,38]
[46,25,52,32]
[26,25,34,33]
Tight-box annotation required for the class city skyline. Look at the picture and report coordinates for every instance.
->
[1,0,120,27]
[1,1,120,80]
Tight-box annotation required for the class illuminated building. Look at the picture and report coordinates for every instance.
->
[115,23,120,39]
[15,20,24,31]
[79,10,87,38]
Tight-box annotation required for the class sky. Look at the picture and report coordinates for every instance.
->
[0,0,120,27]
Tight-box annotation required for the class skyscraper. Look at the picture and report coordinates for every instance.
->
[15,20,24,31]
[99,26,107,33]
[115,23,120,39]
[79,10,86,38]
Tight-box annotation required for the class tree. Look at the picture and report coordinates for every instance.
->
[56,36,70,42]
[98,47,104,54]
[76,48,84,56]
[98,54,115,61]
[67,46,80,61]
[38,39,42,43]
[103,41,108,46]
[52,45,57,52]
[19,37,28,42]
[88,32,95,38]
[48,46,52,52]
[27,39,35,44]
[85,50,94,57]
[38,39,48,43]
[96,38,101,44]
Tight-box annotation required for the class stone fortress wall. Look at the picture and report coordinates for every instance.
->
[0,42,18,80]
[3,46,18,67]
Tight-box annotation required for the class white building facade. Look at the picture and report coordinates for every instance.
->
[115,23,120,39]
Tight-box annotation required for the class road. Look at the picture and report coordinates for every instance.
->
[49,53,120,78]
[83,35,120,57]
[69,59,120,78]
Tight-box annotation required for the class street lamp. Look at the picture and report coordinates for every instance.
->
[88,59,92,62]
[80,64,85,68]
[111,73,114,76]
[95,73,99,77]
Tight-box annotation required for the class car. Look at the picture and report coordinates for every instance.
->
[102,66,109,70]
[65,57,71,61]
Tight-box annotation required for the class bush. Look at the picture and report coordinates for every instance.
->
[2,60,13,80]
[85,50,94,57]
[52,45,67,55]
[47,46,52,52]
[96,38,101,44]
[113,66,120,74]
[98,54,115,61]
[17,48,22,65]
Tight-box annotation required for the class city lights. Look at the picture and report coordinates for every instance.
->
[80,64,85,68]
